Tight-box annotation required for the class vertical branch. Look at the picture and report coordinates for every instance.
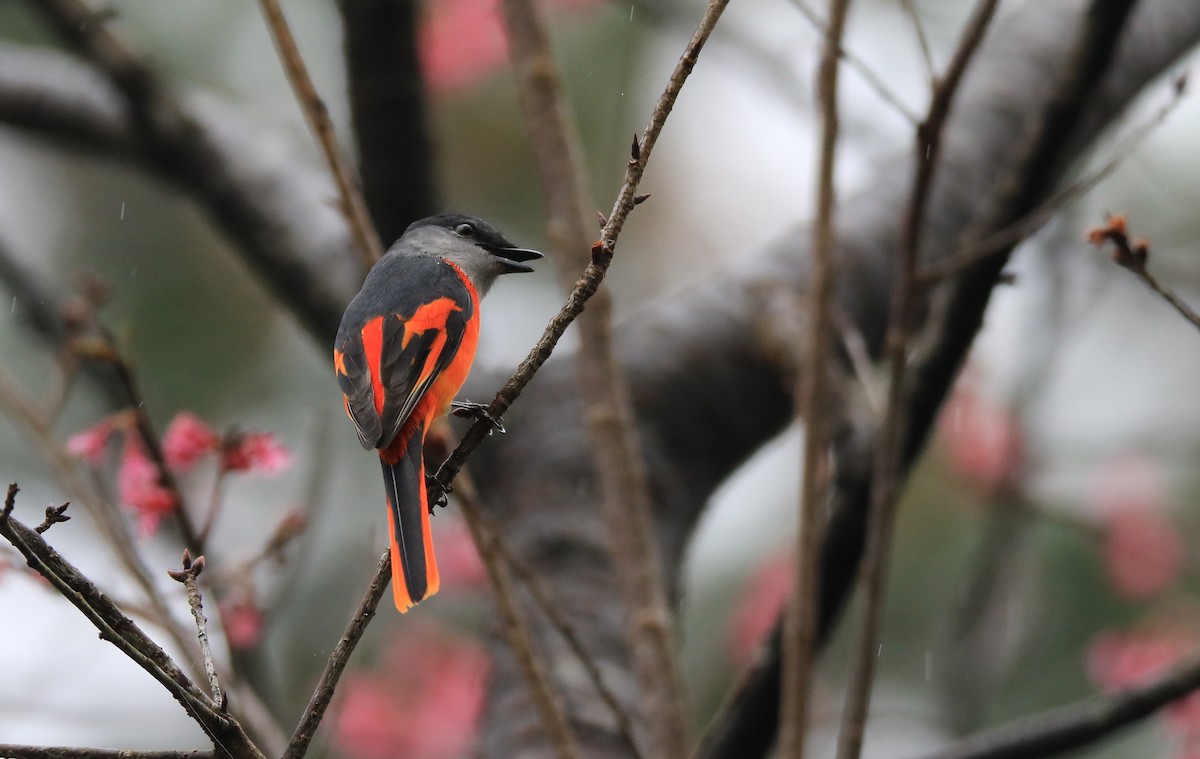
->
[499,2,730,757]
[256,0,384,267]
[835,3,999,758]
[337,0,436,244]
[778,0,851,757]
[455,472,580,759]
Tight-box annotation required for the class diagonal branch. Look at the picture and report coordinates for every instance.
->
[0,485,263,759]
[912,650,1200,759]
[256,0,383,267]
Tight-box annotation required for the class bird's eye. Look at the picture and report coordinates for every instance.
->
[454,223,475,237]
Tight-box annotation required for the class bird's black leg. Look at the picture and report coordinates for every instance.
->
[450,400,506,434]
[426,473,451,514]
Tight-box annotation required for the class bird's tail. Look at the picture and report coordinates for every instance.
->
[379,422,439,612]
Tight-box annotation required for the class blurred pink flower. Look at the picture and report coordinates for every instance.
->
[728,552,794,667]
[1104,508,1185,600]
[222,431,291,474]
[117,435,176,536]
[1087,626,1200,740]
[163,412,220,471]
[66,416,116,467]
[220,595,265,650]
[420,0,508,93]
[436,519,488,592]
[938,383,1024,494]
[418,0,602,93]
[333,623,489,759]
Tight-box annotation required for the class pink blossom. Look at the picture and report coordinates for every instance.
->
[220,595,265,650]
[163,412,220,471]
[1104,508,1185,599]
[222,432,291,474]
[418,0,603,93]
[728,553,794,667]
[333,623,488,759]
[117,435,175,536]
[938,383,1024,493]
[66,417,116,467]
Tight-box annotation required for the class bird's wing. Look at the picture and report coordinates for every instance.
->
[334,257,473,450]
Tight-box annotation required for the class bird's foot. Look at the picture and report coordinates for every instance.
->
[450,400,506,434]
[426,474,451,514]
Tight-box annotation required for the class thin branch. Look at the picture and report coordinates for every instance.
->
[786,0,920,124]
[912,650,1200,759]
[0,487,263,758]
[900,0,937,86]
[281,550,390,759]
[779,0,851,755]
[836,3,999,759]
[919,71,1189,283]
[502,0,733,753]
[1086,213,1200,332]
[429,0,734,515]
[256,0,383,267]
[466,505,645,759]
[455,470,580,759]
[0,748,213,759]
[169,551,225,708]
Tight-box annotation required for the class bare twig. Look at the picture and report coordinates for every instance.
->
[836,4,999,759]
[0,488,263,758]
[429,0,733,518]
[256,0,383,267]
[281,550,390,759]
[467,506,645,759]
[169,551,225,708]
[35,501,72,534]
[1086,213,1200,332]
[0,748,213,759]
[919,71,1189,283]
[779,0,852,755]
[786,0,919,124]
[900,0,937,86]
[455,471,580,759]
[912,649,1200,759]
[501,0,738,754]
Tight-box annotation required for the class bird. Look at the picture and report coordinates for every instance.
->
[333,213,542,612]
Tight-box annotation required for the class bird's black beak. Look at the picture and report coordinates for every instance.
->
[487,245,544,274]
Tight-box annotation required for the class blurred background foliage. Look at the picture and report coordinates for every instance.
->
[2,0,1200,757]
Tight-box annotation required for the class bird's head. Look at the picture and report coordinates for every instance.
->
[399,213,543,295]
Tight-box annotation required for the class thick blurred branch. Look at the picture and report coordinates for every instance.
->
[0,43,357,342]
[467,1,1200,757]
[913,649,1200,759]
[337,0,435,244]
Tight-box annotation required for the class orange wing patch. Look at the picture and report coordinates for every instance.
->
[359,316,386,417]
[400,297,462,349]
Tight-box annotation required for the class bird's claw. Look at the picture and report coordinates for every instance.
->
[426,474,451,514]
[450,400,506,434]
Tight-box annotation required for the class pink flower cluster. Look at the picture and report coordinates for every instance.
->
[333,623,489,759]
[66,411,290,536]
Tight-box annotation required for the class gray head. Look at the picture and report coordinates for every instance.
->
[395,213,543,296]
